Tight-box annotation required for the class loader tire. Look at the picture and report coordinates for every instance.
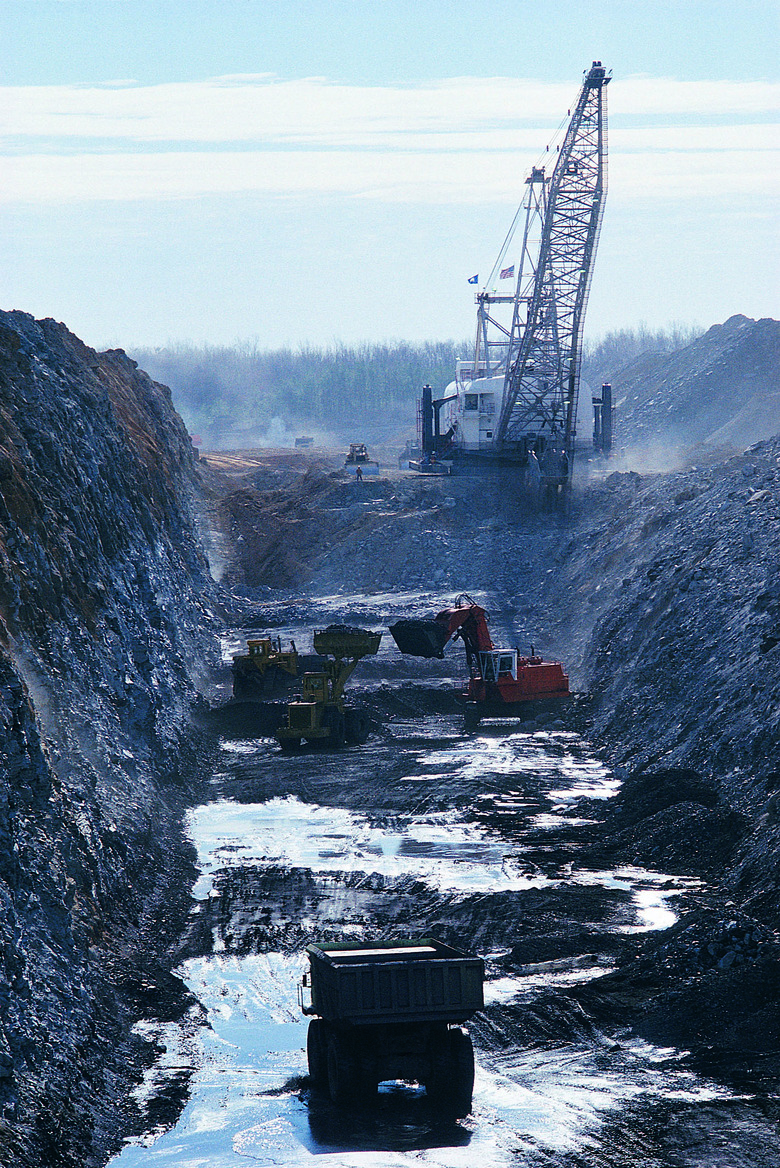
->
[344,709,370,745]
[464,703,481,730]
[323,708,345,747]
[278,737,301,753]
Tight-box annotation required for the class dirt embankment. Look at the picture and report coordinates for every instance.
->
[590,314,780,454]
[0,312,220,1168]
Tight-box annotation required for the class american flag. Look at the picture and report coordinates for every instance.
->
[500,265,515,280]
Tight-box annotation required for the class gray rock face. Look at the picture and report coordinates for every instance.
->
[595,314,780,452]
[0,312,217,1167]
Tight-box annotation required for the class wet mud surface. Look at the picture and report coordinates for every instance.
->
[109,603,780,1167]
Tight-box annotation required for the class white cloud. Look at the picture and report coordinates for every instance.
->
[0,74,776,209]
[0,74,777,147]
[2,145,776,206]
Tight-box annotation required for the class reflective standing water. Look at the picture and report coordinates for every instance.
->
[110,719,723,1168]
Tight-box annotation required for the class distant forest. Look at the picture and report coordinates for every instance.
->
[130,325,702,449]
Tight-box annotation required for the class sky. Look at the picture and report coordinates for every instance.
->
[0,0,778,352]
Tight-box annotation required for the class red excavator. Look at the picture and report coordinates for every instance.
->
[390,596,569,726]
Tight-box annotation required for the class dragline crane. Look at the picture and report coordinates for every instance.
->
[425,62,610,490]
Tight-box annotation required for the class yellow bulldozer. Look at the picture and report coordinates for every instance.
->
[276,625,381,750]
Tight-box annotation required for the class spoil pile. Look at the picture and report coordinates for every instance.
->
[596,314,780,453]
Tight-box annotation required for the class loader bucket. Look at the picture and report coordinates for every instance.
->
[389,619,450,659]
[313,625,382,658]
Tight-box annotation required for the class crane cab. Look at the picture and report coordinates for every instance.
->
[444,367,502,453]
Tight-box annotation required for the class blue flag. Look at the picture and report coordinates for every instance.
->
[467,274,478,285]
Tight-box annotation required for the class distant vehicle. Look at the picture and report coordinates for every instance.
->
[391,595,569,726]
[345,442,370,463]
[232,637,325,700]
[345,442,379,476]
[301,937,483,1113]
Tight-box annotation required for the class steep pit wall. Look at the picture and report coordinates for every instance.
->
[566,443,780,927]
[0,312,218,1167]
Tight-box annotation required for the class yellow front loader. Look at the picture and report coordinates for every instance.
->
[276,626,381,750]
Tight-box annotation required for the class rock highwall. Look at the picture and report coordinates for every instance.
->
[562,441,780,924]
[0,312,217,1167]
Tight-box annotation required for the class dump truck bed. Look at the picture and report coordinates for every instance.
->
[306,938,484,1026]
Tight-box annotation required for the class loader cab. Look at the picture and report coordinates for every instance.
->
[302,673,330,703]
[479,650,518,683]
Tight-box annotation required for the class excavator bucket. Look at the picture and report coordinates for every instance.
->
[389,619,450,659]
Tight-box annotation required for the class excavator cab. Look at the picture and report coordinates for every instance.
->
[479,650,518,682]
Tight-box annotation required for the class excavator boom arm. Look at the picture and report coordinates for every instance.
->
[390,602,493,660]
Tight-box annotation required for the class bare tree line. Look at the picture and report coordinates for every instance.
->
[130,325,702,449]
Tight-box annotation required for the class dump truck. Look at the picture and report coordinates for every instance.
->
[301,938,483,1113]
[275,625,381,750]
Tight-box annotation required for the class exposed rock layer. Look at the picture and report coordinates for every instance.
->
[0,312,217,1167]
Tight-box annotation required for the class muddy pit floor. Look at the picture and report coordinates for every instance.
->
[109,600,780,1167]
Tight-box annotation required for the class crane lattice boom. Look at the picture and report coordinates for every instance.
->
[474,61,610,477]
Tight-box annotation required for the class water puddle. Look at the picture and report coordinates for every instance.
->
[187,793,698,923]
[114,946,730,1168]
[110,721,716,1167]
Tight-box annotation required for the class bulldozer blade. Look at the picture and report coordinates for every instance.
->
[389,619,450,659]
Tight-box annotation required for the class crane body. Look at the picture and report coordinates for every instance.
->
[423,62,610,489]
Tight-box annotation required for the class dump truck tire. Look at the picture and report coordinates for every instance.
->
[327,1033,357,1103]
[425,1027,452,1105]
[307,1019,327,1085]
[426,1027,474,1114]
[449,1027,475,1115]
[354,1049,379,1100]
